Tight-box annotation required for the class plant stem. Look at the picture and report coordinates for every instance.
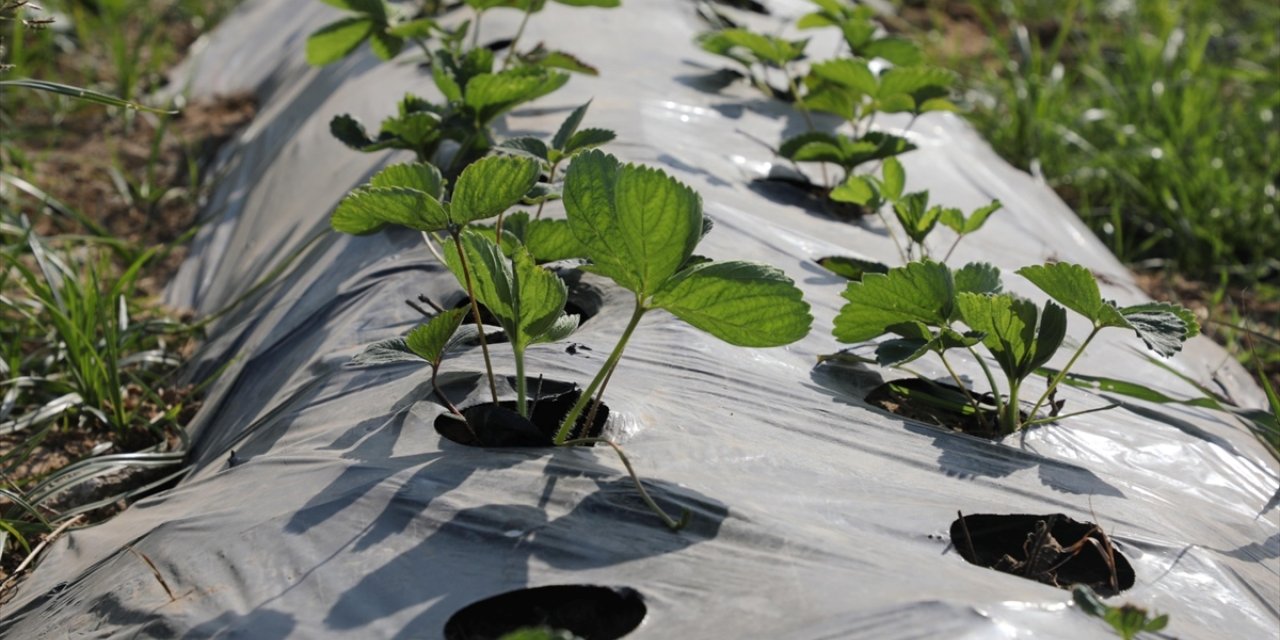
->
[1023,402,1118,428]
[533,163,558,219]
[431,364,465,418]
[1000,377,1022,435]
[502,7,534,70]
[1028,325,1102,421]
[580,359,618,440]
[471,10,482,49]
[939,351,990,432]
[450,230,499,405]
[785,67,830,187]
[554,299,647,444]
[513,345,528,417]
[966,345,1005,423]
[560,437,690,531]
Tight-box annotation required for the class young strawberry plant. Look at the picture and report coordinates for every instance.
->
[831,260,1198,436]
[696,2,993,271]
[553,150,813,442]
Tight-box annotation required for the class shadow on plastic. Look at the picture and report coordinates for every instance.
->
[443,585,645,640]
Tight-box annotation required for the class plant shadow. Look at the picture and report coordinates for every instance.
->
[323,458,727,638]
[808,361,1124,496]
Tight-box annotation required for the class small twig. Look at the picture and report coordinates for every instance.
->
[956,510,980,561]
[125,544,176,602]
[405,298,434,319]
[1,515,84,593]
[561,437,690,531]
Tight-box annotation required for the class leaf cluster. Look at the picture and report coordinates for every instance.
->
[832,260,1198,434]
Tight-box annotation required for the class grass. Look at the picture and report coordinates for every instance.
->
[893,0,1279,393]
[0,0,246,590]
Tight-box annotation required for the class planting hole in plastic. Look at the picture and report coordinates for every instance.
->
[435,378,609,447]
[443,584,645,640]
[866,378,1026,440]
[950,513,1135,596]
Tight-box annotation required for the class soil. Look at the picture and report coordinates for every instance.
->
[7,92,257,297]
[866,378,1026,440]
[0,4,256,595]
[951,512,1135,596]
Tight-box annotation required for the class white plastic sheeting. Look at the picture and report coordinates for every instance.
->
[2,1,1276,638]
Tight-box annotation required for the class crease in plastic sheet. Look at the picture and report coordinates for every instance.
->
[4,1,1276,638]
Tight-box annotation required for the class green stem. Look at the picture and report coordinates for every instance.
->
[555,299,647,444]
[534,163,558,220]
[513,345,527,417]
[502,7,534,69]
[1001,378,1022,435]
[1023,402,1118,428]
[471,10,483,49]
[966,345,1006,423]
[1029,325,1103,421]
[560,437,690,531]
[450,230,500,405]
[785,67,830,188]
[939,351,990,432]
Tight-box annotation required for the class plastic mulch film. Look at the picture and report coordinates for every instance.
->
[1,1,1275,638]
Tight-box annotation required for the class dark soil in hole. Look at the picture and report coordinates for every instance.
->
[951,513,1135,596]
[435,378,608,448]
[443,584,645,640]
[866,378,1025,440]
[749,175,869,221]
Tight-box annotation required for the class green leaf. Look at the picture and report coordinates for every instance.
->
[953,262,1002,295]
[386,17,437,39]
[779,132,843,163]
[320,0,387,20]
[562,128,616,156]
[881,157,905,200]
[564,151,702,297]
[553,0,620,6]
[833,260,953,343]
[1119,302,1200,339]
[829,175,878,205]
[863,38,923,65]
[522,48,600,76]
[306,17,374,66]
[349,337,425,367]
[465,68,570,124]
[531,313,579,344]
[938,207,965,233]
[1016,262,1119,326]
[708,29,807,67]
[406,308,468,365]
[369,162,446,198]
[878,65,954,99]
[552,101,592,151]
[497,136,551,161]
[450,155,542,224]
[526,219,590,262]
[963,200,1002,233]
[380,111,442,148]
[817,256,888,281]
[330,114,376,150]
[444,232,569,350]
[369,30,404,60]
[331,186,450,234]
[433,61,463,102]
[652,261,812,347]
[1117,303,1194,357]
[957,293,1066,380]
[809,58,877,96]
